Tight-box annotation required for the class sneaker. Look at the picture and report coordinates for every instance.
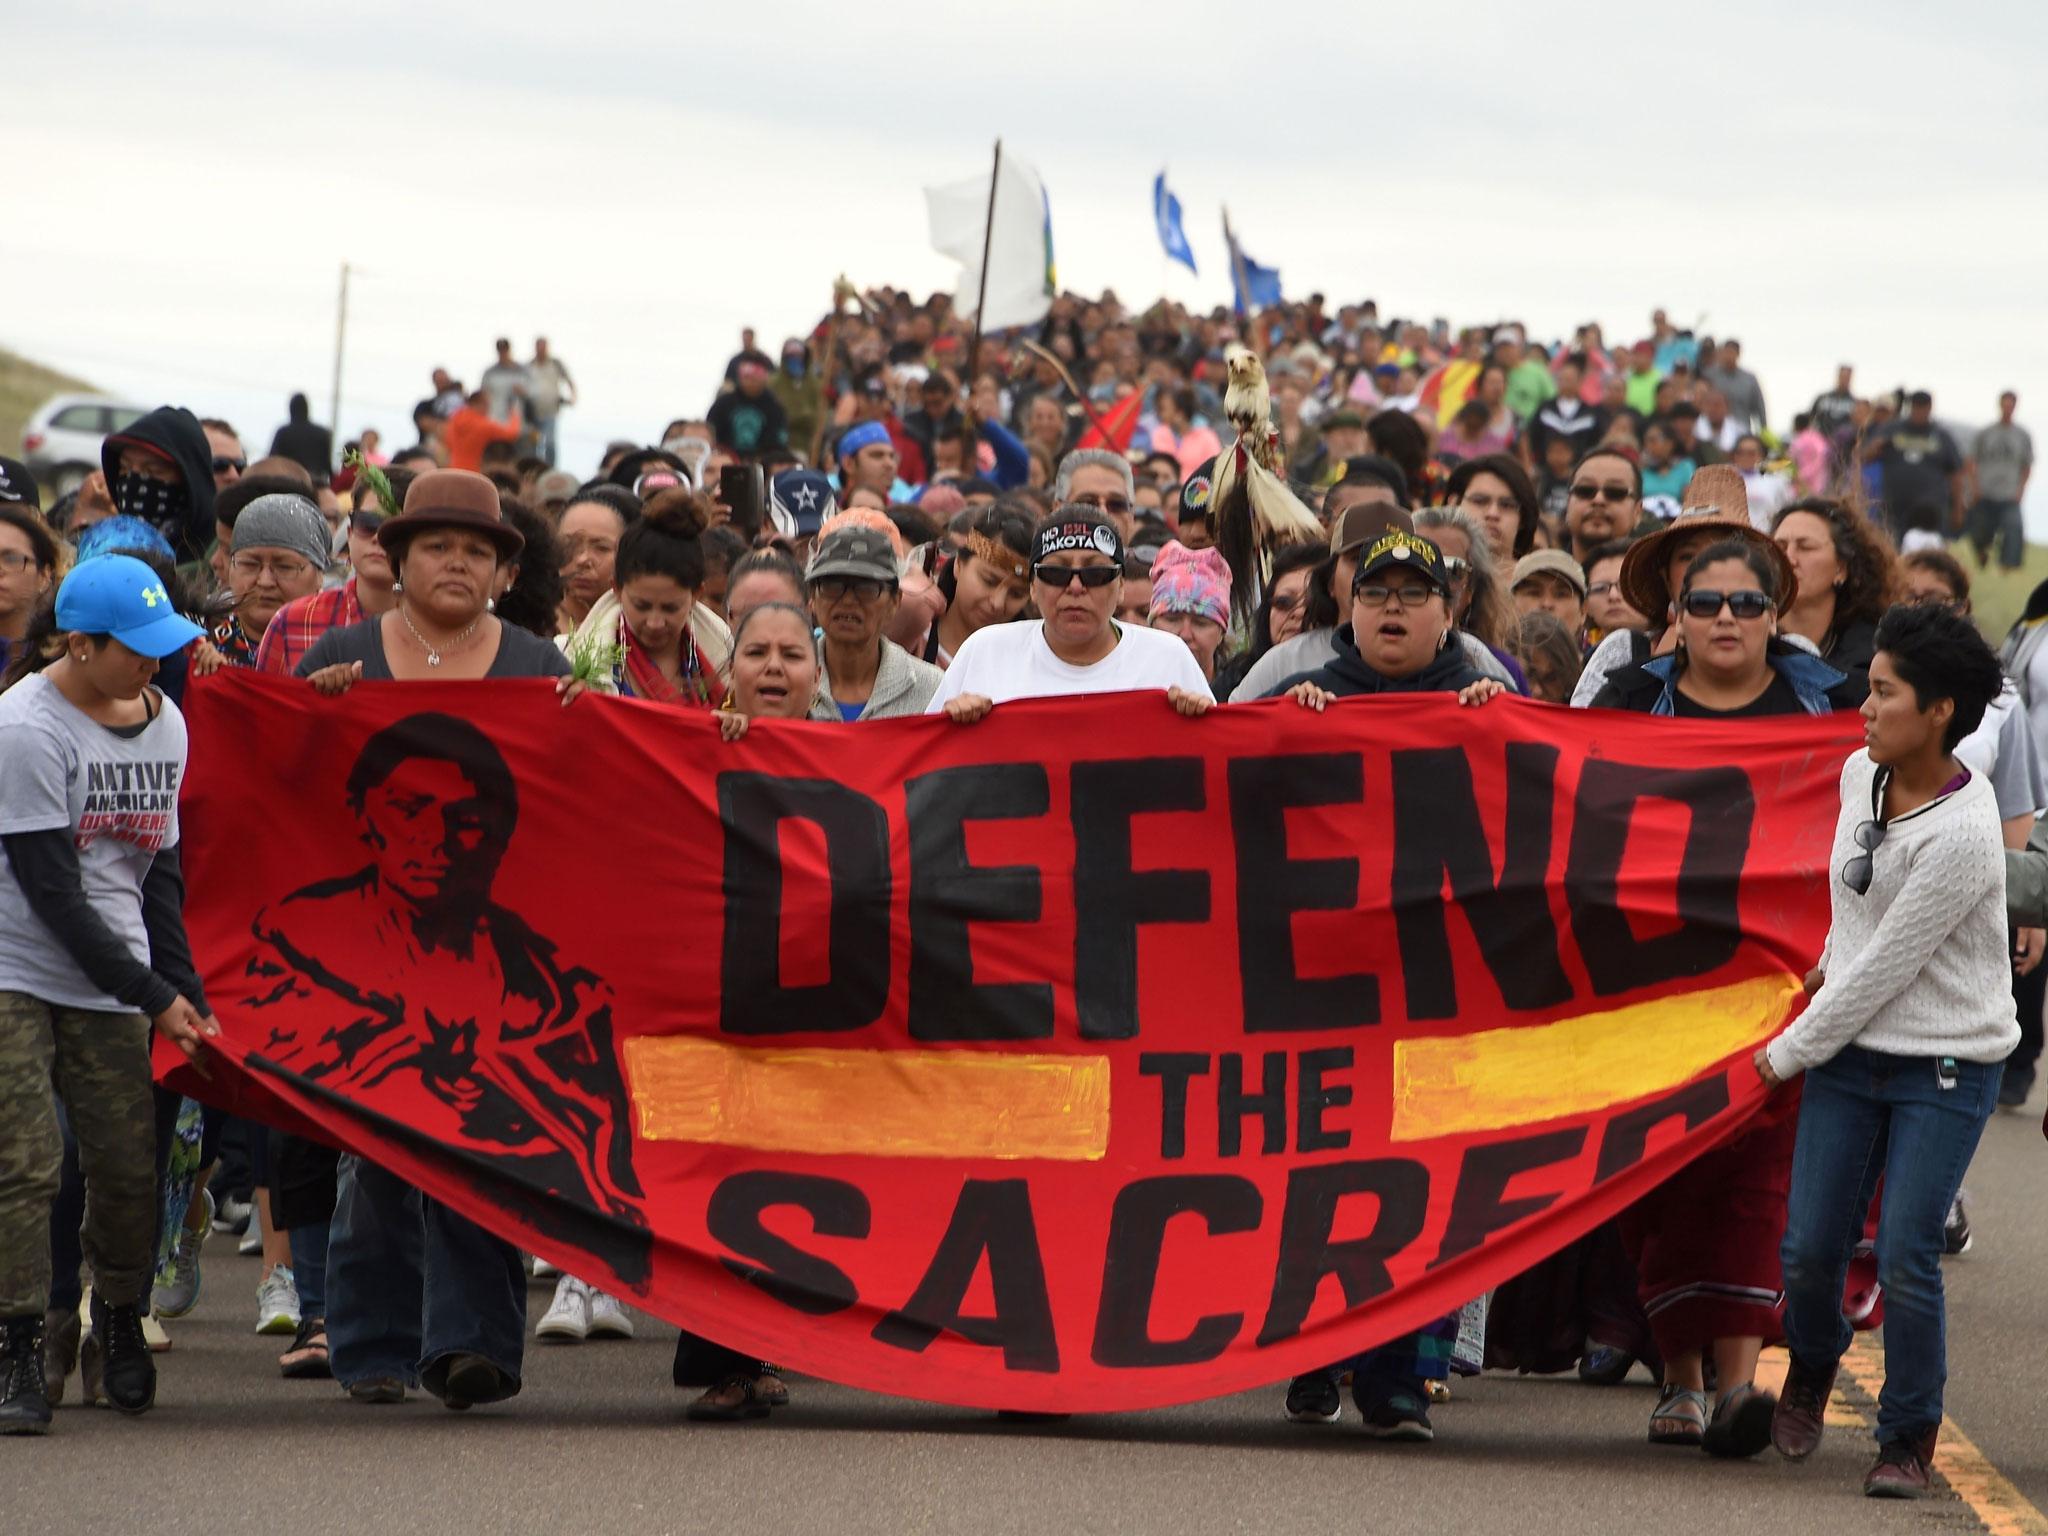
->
[0,1317,51,1435]
[531,1256,560,1280]
[1865,1429,1938,1498]
[154,1191,211,1318]
[89,1295,156,1415]
[212,1193,253,1236]
[255,1266,301,1335]
[1578,1345,1636,1385]
[345,1376,407,1405]
[1771,1354,1837,1460]
[1284,1371,1343,1423]
[535,1277,590,1342]
[41,1306,80,1409]
[1943,1193,1973,1256]
[1358,1386,1434,1441]
[585,1290,635,1340]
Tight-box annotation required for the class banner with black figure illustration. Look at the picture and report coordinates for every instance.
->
[162,674,1860,1410]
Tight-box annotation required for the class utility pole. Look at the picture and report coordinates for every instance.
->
[328,261,351,471]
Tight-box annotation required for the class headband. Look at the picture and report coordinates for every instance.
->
[838,421,892,458]
[966,530,1029,582]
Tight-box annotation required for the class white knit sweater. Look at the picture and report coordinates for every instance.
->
[1767,749,2020,1077]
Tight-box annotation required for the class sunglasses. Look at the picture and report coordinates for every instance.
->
[1071,493,1134,517]
[1570,482,1635,503]
[1034,562,1119,589]
[810,576,891,603]
[349,509,387,535]
[1680,588,1772,620]
[1842,816,1886,897]
[211,456,248,475]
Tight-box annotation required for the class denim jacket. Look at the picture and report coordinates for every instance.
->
[1631,643,1849,717]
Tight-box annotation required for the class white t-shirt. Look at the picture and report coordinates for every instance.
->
[927,621,1214,710]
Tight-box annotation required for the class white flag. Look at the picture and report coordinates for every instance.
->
[925,152,1055,332]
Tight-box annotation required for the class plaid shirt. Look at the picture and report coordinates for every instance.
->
[256,579,363,676]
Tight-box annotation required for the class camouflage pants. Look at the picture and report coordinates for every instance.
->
[0,992,155,1316]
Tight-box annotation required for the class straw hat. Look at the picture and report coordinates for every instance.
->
[1618,466,1797,621]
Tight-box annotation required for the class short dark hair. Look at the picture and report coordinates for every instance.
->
[346,713,517,846]
[1873,601,2004,750]
[1901,548,1970,606]
[215,474,317,531]
[1334,453,1411,509]
[1581,537,1635,572]
[1681,537,1782,604]
[1571,443,1643,497]
[1445,453,1539,557]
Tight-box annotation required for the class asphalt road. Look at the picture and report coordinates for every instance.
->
[15,1091,2045,1536]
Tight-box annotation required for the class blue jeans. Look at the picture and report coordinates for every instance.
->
[326,1155,526,1394]
[1780,1045,2000,1443]
[290,1219,329,1322]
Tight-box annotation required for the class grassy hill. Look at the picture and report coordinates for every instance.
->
[0,345,96,498]
[1957,542,2046,645]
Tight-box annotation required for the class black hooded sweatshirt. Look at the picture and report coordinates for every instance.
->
[100,404,217,564]
[1266,623,1490,698]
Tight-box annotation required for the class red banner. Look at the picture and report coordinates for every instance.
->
[165,674,1859,1410]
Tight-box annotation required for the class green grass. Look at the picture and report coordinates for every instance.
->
[0,345,95,503]
[1955,539,2048,642]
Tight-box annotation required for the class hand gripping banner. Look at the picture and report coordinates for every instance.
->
[163,674,1860,1410]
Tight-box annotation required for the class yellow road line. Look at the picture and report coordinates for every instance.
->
[622,1036,1112,1160]
[1389,972,1799,1141]
[1838,1336,2048,1535]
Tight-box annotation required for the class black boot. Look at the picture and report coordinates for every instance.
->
[42,1306,80,1409]
[1,1316,52,1435]
[88,1295,156,1415]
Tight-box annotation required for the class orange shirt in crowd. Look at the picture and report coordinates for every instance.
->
[443,405,521,471]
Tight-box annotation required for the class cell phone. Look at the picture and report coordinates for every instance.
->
[720,464,765,537]
[1936,1056,1958,1091]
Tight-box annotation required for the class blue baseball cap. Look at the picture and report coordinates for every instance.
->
[769,469,838,537]
[55,555,205,658]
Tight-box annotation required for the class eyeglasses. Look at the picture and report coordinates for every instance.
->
[1033,562,1120,589]
[1071,493,1134,517]
[1680,588,1772,620]
[1587,580,1619,598]
[228,554,315,582]
[1355,582,1436,609]
[210,456,247,475]
[1569,482,1635,503]
[1442,556,1470,584]
[1842,817,1887,896]
[810,576,890,603]
[0,550,40,573]
[349,510,386,535]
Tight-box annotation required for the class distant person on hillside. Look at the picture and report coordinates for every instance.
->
[1872,391,1964,543]
[1703,338,1767,431]
[443,390,522,474]
[525,337,576,466]
[268,394,333,481]
[1810,364,1857,441]
[480,338,529,423]
[1966,391,2033,572]
[707,361,789,457]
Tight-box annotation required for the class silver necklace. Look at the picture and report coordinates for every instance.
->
[399,604,483,667]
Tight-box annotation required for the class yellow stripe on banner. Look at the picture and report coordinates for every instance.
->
[1389,972,1800,1142]
[623,1037,1111,1162]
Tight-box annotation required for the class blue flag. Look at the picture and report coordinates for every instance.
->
[1224,220,1282,316]
[1153,173,1197,274]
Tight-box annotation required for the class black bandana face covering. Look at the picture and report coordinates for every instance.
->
[112,471,189,536]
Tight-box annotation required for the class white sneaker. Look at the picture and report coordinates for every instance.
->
[535,1276,590,1342]
[585,1289,635,1340]
[532,1256,560,1280]
[255,1265,301,1335]
[238,1213,265,1257]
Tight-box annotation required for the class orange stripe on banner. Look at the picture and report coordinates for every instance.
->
[623,1037,1111,1161]
[1389,972,1800,1142]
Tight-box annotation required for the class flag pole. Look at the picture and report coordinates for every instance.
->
[328,260,350,473]
[1223,206,1251,325]
[966,138,1002,387]
[959,138,1004,475]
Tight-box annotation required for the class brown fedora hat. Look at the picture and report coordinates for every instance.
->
[1619,484,1798,624]
[376,468,525,561]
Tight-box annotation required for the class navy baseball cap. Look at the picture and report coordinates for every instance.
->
[55,555,205,658]
[770,469,837,537]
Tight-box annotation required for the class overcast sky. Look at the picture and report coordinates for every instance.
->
[7,2,2045,519]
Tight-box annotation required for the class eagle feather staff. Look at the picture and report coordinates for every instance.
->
[1209,344,1325,629]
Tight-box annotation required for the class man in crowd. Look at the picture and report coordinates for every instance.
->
[1967,391,2033,571]
[1510,549,1587,637]
[1703,338,1767,431]
[268,395,333,482]
[201,419,246,493]
[1810,364,1857,440]
[1873,390,1964,541]
[524,338,576,466]
[707,360,789,457]
[480,339,529,422]
[1057,449,1138,544]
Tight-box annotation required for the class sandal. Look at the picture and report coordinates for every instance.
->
[687,1373,771,1422]
[279,1318,331,1380]
[755,1370,790,1409]
[1702,1382,1777,1460]
[1648,1384,1708,1446]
